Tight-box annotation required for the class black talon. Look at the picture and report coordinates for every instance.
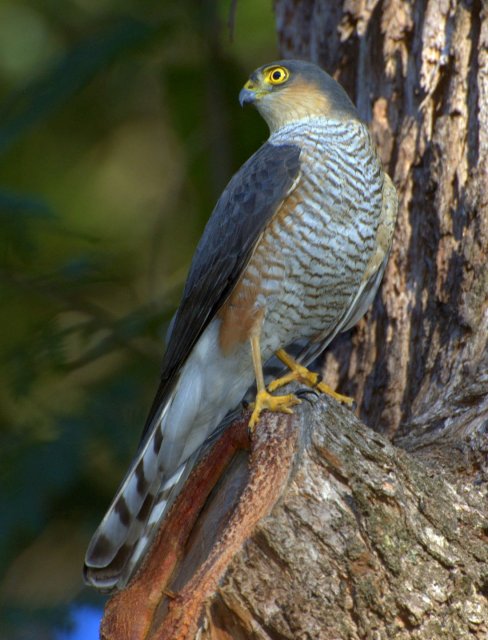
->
[295,387,320,402]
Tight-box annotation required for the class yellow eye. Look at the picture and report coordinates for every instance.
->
[265,66,289,85]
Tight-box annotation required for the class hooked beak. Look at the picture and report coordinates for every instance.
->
[239,87,256,107]
[239,79,265,107]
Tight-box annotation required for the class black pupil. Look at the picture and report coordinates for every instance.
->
[272,70,282,80]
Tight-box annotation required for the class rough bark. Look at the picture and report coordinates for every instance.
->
[200,399,488,640]
[101,1,488,638]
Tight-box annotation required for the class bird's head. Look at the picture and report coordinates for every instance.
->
[239,59,359,133]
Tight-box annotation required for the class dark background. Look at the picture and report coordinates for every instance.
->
[0,1,277,637]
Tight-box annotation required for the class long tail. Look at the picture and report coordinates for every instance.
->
[83,381,182,592]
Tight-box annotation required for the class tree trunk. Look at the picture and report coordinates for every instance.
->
[275,0,488,449]
[101,1,488,637]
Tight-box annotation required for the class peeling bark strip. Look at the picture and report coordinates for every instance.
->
[101,411,300,640]
[276,0,488,451]
[101,415,251,640]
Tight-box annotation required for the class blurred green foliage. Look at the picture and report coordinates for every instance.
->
[0,1,277,637]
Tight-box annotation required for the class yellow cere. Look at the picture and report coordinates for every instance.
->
[264,66,289,85]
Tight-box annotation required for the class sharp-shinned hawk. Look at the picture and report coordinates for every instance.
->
[84,59,398,592]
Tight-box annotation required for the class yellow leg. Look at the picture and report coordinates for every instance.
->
[248,336,301,430]
[268,349,354,406]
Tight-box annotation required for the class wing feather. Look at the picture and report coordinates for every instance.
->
[141,141,301,439]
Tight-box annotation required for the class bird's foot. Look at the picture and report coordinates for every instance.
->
[269,355,353,406]
[248,389,301,430]
[315,378,354,406]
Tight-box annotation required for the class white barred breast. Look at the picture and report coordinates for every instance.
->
[244,116,384,361]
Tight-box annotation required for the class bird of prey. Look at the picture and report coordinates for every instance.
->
[84,59,398,592]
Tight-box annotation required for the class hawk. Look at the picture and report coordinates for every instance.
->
[84,59,397,592]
